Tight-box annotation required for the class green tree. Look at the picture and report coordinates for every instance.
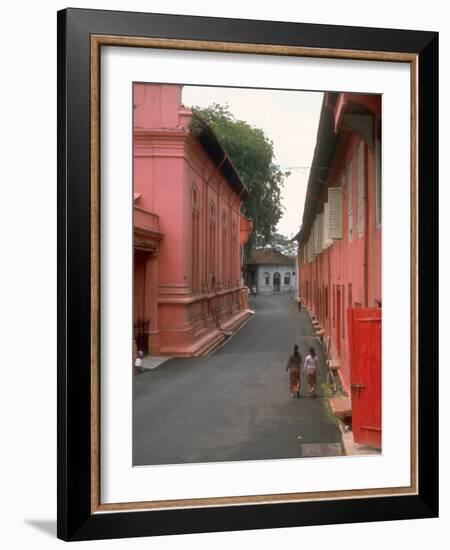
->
[270,232,298,256]
[191,103,286,254]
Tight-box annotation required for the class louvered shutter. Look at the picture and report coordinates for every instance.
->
[328,187,343,239]
[314,214,323,254]
[357,141,365,237]
[308,233,314,262]
[322,202,333,249]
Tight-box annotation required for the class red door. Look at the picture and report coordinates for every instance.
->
[347,307,382,448]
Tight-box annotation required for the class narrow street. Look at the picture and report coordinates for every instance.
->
[133,294,342,466]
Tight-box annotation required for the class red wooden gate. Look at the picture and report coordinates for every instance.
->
[347,307,382,448]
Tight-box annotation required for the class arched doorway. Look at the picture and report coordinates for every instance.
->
[273,272,281,293]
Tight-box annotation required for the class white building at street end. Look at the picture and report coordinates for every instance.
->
[245,249,297,295]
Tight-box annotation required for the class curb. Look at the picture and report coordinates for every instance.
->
[202,309,255,357]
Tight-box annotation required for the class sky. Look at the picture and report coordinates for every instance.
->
[183,85,323,238]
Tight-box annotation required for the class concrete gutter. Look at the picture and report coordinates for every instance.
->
[327,396,381,456]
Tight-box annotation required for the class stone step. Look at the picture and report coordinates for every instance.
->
[329,396,352,419]
[341,431,381,456]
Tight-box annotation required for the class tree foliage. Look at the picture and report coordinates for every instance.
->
[192,103,286,254]
[269,232,298,256]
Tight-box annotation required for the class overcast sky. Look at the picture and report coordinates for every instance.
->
[183,85,323,238]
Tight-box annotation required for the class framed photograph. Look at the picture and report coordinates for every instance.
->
[57,8,438,541]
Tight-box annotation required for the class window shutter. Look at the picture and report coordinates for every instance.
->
[322,202,333,249]
[328,187,343,239]
[308,233,314,262]
[357,141,365,236]
[313,214,323,254]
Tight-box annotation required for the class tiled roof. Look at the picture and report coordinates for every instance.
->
[247,249,296,266]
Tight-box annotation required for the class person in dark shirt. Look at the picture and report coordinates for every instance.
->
[285,344,302,398]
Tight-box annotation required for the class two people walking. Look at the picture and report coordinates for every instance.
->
[285,345,319,398]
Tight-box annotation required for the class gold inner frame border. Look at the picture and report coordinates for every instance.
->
[90,34,419,514]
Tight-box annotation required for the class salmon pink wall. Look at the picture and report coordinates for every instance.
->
[299,94,381,392]
[133,83,251,356]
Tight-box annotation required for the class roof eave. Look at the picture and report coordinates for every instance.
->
[190,112,250,200]
[298,92,340,245]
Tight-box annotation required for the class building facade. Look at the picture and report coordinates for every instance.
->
[246,249,297,295]
[296,92,382,393]
[133,83,253,357]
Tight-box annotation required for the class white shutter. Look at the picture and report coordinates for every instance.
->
[322,202,333,249]
[319,214,324,252]
[357,141,365,237]
[323,203,328,245]
[328,187,343,239]
[314,214,323,254]
[308,233,314,262]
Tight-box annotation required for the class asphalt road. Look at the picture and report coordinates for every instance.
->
[133,293,342,465]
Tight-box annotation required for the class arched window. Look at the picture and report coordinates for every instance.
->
[284,272,291,285]
[221,210,227,287]
[192,186,199,211]
[209,202,216,275]
[263,272,270,286]
[231,219,237,286]
[191,186,200,292]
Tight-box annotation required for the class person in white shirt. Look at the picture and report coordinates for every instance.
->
[134,350,144,373]
[303,346,319,397]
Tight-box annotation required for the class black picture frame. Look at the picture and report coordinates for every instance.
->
[57,7,438,542]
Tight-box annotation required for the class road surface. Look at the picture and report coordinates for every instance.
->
[133,293,342,465]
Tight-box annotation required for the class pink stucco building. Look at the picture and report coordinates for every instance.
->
[133,84,253,357]
[297,92,382,395]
